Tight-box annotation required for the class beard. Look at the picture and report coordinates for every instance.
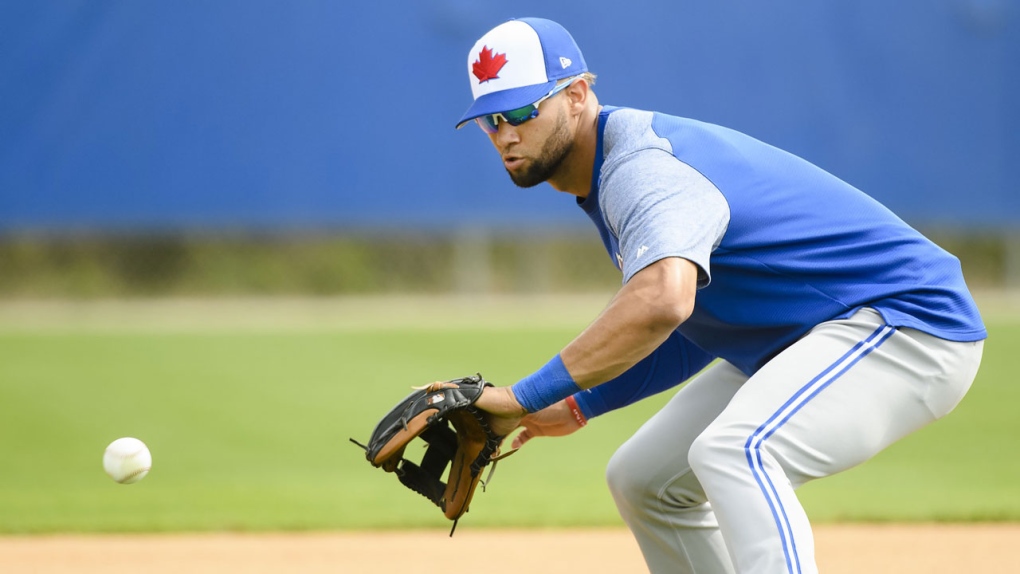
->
[507,108,574,188]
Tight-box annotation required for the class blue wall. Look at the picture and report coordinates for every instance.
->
[0,1,1016,232]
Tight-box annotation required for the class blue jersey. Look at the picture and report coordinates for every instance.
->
[573,107,986,418]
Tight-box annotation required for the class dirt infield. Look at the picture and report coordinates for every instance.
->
[2,525,1017,573]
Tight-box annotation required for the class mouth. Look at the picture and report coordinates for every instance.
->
[503,155,524,171]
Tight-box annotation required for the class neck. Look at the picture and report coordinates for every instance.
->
[546,101,601,198]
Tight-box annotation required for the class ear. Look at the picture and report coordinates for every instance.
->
[564,78,590,115]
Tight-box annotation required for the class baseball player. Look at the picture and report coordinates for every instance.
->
[459,18,987,574]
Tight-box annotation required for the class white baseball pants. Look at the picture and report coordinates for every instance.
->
[606,308,984,573]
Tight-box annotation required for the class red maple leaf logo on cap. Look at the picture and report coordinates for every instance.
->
[472,46,508,83]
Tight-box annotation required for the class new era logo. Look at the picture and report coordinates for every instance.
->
[559,56,572,69]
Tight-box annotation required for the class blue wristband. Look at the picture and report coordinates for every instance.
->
[511,354,582,413]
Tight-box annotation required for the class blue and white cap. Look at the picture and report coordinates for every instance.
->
[455,18,587,129]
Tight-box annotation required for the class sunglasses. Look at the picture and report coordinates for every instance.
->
[475,79,575,135]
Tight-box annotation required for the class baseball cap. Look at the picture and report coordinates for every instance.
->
[455,18,588,129]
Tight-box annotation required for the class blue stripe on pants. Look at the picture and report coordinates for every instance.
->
[743,324,896,574]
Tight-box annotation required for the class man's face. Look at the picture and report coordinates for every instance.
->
[486,96,574,188]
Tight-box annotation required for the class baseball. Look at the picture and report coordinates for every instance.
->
[103,437,152,484]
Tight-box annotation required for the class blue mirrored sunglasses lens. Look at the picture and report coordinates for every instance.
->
[474,79,574,135]
[475,102,543,134]
[476,115,499,134]
[502,105,539,126]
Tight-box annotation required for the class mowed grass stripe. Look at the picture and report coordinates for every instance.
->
[0,290,1017,332]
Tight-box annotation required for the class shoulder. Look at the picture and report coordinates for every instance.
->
[601,108,669,162]
[596,114,730,240]
[598,108,713,198]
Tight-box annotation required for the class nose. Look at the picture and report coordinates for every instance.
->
[493,120,520,147]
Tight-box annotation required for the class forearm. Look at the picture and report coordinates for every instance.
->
[572,330,716,419]
[563,274,688,389]
[511,257,698,412]
[565,256,697,388]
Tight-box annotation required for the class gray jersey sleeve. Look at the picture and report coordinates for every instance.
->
[599,148,730,286]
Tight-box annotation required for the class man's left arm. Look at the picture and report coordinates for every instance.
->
[562,255,698,387]
[477,148,727,430]
[476,256,699,433]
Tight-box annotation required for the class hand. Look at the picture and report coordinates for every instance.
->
[474,385,527,438]
[512,399,585,449]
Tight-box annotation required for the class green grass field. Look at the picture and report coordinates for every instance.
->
[0,297,1018,533]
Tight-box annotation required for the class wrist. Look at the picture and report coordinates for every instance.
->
[511,354,581,413]
[565,394,588,427]
[570,389,601,420]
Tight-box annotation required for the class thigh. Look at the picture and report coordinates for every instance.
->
[711,308,983,485]
[610,361,748,492]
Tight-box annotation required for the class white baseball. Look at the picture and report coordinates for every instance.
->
[103,437,152,484]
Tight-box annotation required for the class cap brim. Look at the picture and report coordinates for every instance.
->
[455,80,557,129]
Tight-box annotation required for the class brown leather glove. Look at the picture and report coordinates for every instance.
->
[351,374,512,535]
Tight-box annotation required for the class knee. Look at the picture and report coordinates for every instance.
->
[606,439,707,512]
[605,442,649,507]
[688,423,750,480]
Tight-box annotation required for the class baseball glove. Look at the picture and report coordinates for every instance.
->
[350,374,512,535]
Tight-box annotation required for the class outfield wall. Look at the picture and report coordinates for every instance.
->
[1,1,1017,232]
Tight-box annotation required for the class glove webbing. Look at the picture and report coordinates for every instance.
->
[396,423,457,509]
